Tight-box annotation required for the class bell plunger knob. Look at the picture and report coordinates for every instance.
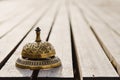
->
[35,27,41,42]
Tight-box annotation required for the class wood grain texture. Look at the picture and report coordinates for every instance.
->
[81,1,120,36]
[0,1,20,22]
[0,1,51,67]
[0,0,33,23]
[0,1,59,79]
[0,0,48,39]
[37,2,74,79]
[69,2,118,79]
[0,0,120,79]
[0,8,34,38]
[75,0,120,76]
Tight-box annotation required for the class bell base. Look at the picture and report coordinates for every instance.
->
[16,57,61,70]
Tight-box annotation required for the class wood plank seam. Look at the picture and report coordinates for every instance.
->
[0,0,49,39]
[31,2,61,80]
[0,1,53,69]
[69,1,118,79]
[89,26,120,75]
[0,8,37,39]
[68,3,84,80]
[37,1,74,79]
[0,1,57,80]
[45,3,61,42]
[72,1,119,75]
[31,70,39,80]
[2,0,62,80]
[74,0,120,76]
[70,21,81,80]
[80,1,120,36]
[66,2,81,80]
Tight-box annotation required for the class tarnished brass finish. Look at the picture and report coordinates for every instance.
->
[22,42,56,59]
[16,57,61,70]
[16,27,61,70]
[35,27,41,42]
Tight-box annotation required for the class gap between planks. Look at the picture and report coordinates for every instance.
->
[75,0,120,76]
[81,0,120,36]
[0,1,63,80]
[0,0,52,69]
[32,1,61,79]
[37,1,74,79]
[0,0,47,38]
[69,1,119,80]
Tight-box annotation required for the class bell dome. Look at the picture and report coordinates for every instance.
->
[22,42,56,59]
[15,27,61,70]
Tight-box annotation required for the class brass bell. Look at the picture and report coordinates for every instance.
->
[16,27,61,70]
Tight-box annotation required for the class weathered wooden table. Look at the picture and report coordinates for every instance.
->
[0,0,120,80]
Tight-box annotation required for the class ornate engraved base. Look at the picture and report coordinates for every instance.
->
[16,57,61,70]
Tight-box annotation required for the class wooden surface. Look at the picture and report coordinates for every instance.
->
[37,2,73,79]
[0,0,120,80]
[69,2,118,79]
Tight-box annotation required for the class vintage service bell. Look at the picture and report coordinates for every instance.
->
[16,27,61,70]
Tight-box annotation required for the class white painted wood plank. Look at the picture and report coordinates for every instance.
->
[38,2,74,78]
[0,1,58,79]
[0,0,47,38]
[82,1,120,36]
[99,8,120,22]
[69,3,118,79]
[75,0,120,76]
[0,0,33,22]
[0,1,51,67]
[0,1,19,21]
[0,8,35,38]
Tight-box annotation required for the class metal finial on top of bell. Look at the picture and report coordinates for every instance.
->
[16,27,61,70]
